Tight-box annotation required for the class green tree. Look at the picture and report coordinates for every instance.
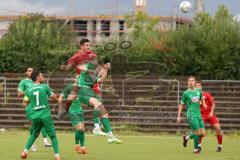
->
[166,5,240,79]
[0,13,75,72]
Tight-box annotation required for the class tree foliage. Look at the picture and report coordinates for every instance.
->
[96,6,240,79]
[0,13,76,72]
[167,6,240,79]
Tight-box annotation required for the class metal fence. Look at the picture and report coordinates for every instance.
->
[0,77,6,104]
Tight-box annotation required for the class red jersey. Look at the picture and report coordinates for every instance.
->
[67,50,101,94]
[200,92,214,115]
[68,50,97,74]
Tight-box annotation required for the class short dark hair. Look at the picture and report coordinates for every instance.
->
[80,39,89,46]
[25,67,33,72]
[187,75,196,80]
[31,70,40,81]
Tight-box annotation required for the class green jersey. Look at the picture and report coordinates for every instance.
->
[18,78,34,93]
[77,63,98,87]
[181,88,202,118]
[18,78,34,118]
[24,83,53,120]
[61,84,82,114]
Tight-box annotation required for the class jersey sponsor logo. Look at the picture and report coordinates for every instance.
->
[33,105,46,110]
[191,96,200,103]
[89,73,98,82]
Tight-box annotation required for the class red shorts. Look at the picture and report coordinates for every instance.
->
[92,83,101,96]
[202,114,219,126]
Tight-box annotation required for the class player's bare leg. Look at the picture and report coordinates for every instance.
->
[213,123,223,152]
[74,123,87,154]
[57,87,77,120]
[89,97,122,144]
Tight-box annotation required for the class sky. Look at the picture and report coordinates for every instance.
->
[0,0,239,18]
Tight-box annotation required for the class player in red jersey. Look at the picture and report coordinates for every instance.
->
[196,82,223,152]
[60,39,99,109]
[59,39,108,136]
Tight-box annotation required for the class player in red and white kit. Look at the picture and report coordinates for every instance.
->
[196,83,223,152]
[59,39,107,136]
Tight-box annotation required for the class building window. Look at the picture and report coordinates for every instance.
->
[74,20,87,37]
[101,20,110,37]
[119,20,124,36]
[92,20,97,36]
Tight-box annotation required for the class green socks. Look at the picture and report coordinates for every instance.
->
[50,136,59,154]
[101,118,112,133]
[75,130,85,147]
[75,130,80,145]
[79,131,85,147]
[93,110,100,124]
[193,134,200,149]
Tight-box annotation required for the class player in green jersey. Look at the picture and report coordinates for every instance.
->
[76,59,122,144]
[58,82,87,154]
[177,76,206,154]
[17,67,52,151]
[20,71,60,160]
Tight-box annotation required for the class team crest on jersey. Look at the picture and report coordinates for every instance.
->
[191,96,199,103]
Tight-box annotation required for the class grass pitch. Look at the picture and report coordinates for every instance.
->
[0,130,240,160]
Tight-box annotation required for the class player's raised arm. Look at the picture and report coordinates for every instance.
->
[97,63,110,83]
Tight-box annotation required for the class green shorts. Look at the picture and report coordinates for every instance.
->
[31,116,56,137]
[187,116,205,131]
[69,112,84,127]
[78,87,102,106]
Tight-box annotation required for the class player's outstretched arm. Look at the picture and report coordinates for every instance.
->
[78,64,95,74]
[58,94,64,110]
[60,64,73,71]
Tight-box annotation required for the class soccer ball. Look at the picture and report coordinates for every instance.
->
[179,1,192,13]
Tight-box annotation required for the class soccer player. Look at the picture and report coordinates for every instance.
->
[20,71,60,160]
[77,59,122,144]
[18,67,52,152]
[92,66,109,136]
[196,82,223,152]
[58,80,87,154]
[60,38,106,136]
[177,76,206,153]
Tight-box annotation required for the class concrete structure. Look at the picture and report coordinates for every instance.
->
[195,0,205,15]
[135,0,147,14]
[0,15,191,43]
[0,0,192,43]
